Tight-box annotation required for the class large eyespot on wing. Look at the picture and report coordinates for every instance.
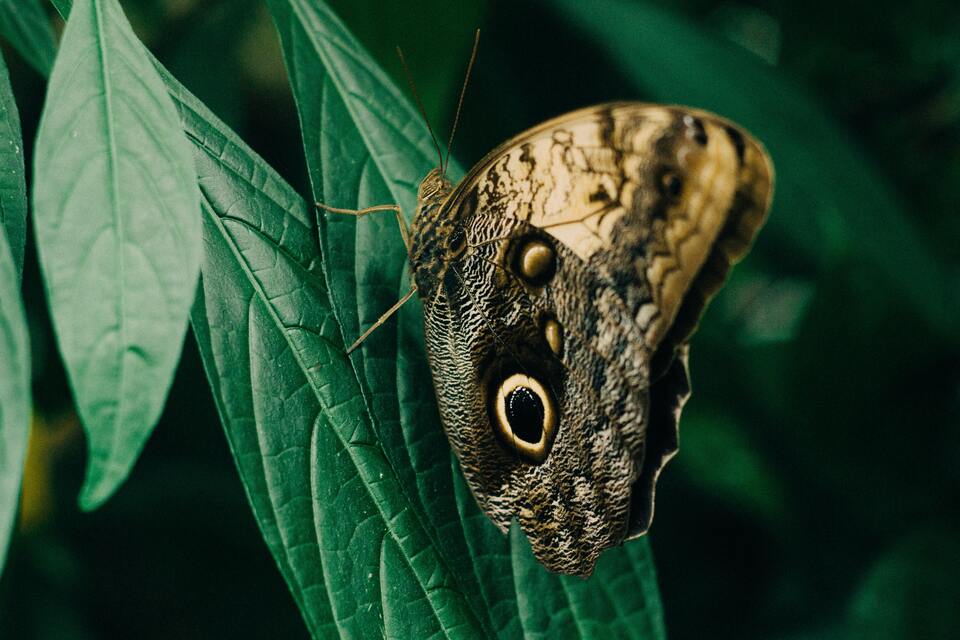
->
[488,371,559,464]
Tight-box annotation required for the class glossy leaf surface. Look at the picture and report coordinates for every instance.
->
[0,223,29,575]
[34,0,200,508]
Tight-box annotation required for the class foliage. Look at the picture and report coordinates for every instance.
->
[0,43,30,579]
[0,0,956,639]
[0,0,55,77]
[0,188,29,575]
[35,0,200,509]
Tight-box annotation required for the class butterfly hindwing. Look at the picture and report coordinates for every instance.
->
[426,214,640,576]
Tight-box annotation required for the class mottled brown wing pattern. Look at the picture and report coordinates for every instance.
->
[410,103,773,576]
[419,215,640,577]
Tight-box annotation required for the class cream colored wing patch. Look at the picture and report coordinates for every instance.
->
[449,102,772,350]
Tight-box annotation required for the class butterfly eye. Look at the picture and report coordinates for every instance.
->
[515,238,556,285]
[492,373,558,463]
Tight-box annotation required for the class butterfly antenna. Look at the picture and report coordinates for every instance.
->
[396,45,444,170]
[444,29,480,175]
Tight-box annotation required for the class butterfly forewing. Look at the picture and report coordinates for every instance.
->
[409,103,773,576]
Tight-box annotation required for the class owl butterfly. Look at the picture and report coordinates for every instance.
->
[325,58,773,577]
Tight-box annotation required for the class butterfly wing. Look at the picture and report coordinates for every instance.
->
[411,103,773,576]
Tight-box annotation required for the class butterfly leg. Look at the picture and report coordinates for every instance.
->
[346,282,418,354]
[316,203,412,254]
[317,203,418,353]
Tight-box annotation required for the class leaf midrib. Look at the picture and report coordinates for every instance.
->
[93,0,128,464]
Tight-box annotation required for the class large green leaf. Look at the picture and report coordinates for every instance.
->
[181,77,481,639]
[0,45,28,578]
[0,49,26,280]
[550,0,955,344]
[0,0,56,76]
[33,0,200,509]
[267,0,667,637]
[266,0,489,629]
[0,221,29,575]
[181,91,335,636]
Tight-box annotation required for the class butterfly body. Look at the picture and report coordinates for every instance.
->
[407,103,773,576]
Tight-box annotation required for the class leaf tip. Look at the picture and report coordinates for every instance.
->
[77,458,128,511]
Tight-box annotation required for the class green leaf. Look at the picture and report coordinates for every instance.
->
[33,0,200,509]
[0,49,26,280]
[0,222,30,575]
[267,0,492,629]
[549,0,957,343]
[0,0,56,76]
[183,76,481,637]
[267,0,667,637]
[40,4,318,628]
[185,120,336,636]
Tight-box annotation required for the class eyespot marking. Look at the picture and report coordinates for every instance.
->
[517,238,556,285]
[492,373,557,463]
[544,318,563,356]
[506,387,543,444]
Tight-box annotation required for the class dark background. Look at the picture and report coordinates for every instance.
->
[1,0,958,638]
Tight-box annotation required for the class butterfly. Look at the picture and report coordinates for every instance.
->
[320,41,774,578]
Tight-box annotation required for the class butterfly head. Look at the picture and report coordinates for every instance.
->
[417,167,453,206]
[413,167,455,245]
